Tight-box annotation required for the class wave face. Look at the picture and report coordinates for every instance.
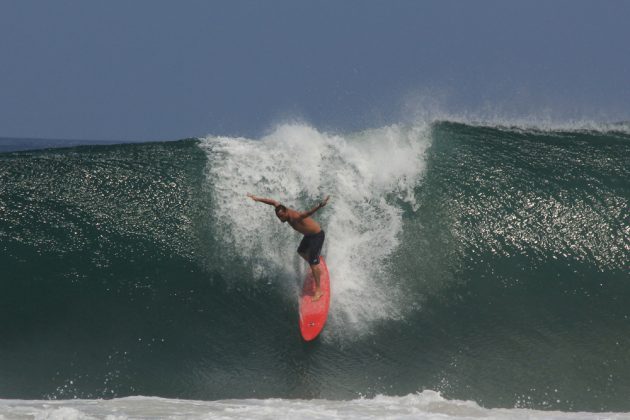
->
[0,122,629,412]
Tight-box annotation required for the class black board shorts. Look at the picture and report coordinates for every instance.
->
[297,230,325,265]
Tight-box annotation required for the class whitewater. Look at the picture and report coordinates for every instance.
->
[2,392,628,419]
[201,123,432,336]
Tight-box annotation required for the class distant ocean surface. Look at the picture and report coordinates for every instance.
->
[0,137,148,153]
[1,120,629,419]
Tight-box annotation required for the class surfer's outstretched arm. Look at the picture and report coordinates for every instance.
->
[247,193,279,207]
[298,196,330,219]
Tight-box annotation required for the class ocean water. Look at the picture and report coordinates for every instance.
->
[0,120,629,418]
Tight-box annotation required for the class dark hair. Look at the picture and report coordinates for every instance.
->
[275,204,287,214]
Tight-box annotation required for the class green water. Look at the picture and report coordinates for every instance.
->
[0,122,628,411]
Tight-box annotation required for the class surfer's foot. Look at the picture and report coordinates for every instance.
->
[312,289,324,302]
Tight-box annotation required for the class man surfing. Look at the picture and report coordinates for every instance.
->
[247,193,330,301]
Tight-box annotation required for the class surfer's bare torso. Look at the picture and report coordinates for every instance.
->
[285,209,321,235]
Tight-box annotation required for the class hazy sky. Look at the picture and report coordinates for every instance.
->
[1,1,629,140]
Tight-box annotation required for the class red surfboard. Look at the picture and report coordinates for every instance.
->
[299,257,331,341]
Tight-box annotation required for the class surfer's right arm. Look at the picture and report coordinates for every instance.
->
[247,193,279,207]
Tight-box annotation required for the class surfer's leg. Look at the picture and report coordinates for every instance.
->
[308,231,325,301]
[310,263,324,302]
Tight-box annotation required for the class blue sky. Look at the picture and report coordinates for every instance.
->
[1,1,629,140]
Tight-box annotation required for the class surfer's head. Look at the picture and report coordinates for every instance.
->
[275,204,288,222]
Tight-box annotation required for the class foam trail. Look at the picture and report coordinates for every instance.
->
[199,123,430,336]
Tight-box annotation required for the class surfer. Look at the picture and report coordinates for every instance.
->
[247,193,330,301]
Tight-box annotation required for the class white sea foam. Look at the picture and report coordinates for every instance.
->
[199,123,430,337]
[1,391,626,420]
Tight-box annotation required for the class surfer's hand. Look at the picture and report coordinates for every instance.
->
[247,193,257,201]
[320,196,330,207]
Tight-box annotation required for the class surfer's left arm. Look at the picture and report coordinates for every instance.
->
[298,196,330,219]
[247,193,279,207]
